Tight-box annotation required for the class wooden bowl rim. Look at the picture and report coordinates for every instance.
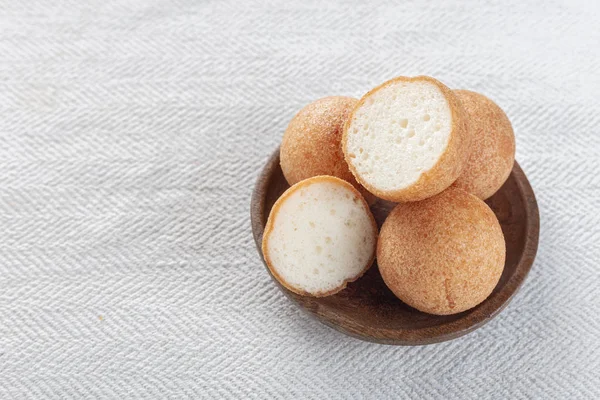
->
[250,148,540,345]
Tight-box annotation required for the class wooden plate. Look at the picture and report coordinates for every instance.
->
[251,149,539,345]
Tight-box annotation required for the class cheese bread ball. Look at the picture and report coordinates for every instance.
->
[377,188,505,315]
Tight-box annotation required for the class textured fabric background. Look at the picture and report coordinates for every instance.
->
[1,0,599,398]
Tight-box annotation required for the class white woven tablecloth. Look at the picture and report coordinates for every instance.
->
[1,1,599,398]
